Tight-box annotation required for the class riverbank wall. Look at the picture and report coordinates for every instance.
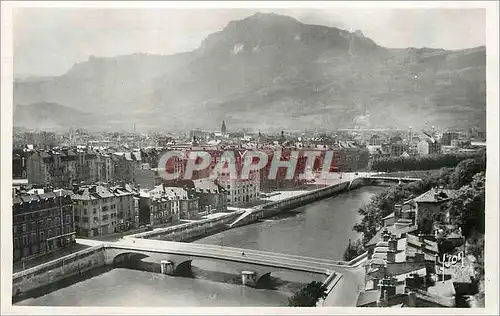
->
[12,245,107,300]
[125,211,243,241]
[230,178,369,228]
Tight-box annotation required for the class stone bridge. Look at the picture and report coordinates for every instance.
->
[363,176,422,185]
[103,238,360,287]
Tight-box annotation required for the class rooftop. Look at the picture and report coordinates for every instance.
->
[427,279,456,298]
[414,188,457,203]
[356,290,379,307]
[71,185,115,200]
[193,178,224,193]
[366,225,418,248]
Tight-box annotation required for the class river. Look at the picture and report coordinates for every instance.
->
[17,186,387,307]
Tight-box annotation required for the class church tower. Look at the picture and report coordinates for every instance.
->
[221,120,227,134]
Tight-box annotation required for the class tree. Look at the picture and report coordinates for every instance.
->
[288,281,328,307]
[466,230,485,278]
[354,159,486,250]
[369,152,484,173]
[343,239,365,261]
[447,172,485,237]
[449,159,484,189]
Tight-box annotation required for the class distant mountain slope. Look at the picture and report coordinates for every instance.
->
[13,102,100,132]
[13,13,486,132]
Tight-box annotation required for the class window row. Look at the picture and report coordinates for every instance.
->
[13,207,72,223]
[13,215,72,234]
[13,225,72,247]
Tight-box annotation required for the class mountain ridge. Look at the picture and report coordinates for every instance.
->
[13,12,486,133]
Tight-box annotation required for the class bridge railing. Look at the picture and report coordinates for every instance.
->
[346,251,369,266]
[106,243,330,275]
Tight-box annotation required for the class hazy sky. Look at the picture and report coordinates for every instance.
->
[13,7,486,77]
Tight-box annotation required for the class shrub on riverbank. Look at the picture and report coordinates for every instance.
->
[288,281,328,307]
[343,239,365,261]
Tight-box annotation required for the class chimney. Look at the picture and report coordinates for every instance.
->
[405,273,424,290]
[387,250,396,263]
[377,278,396,307]
[414,252,425,263]
[407,291,417,307]
[388,235,398,252]
[382,230,391,242]
[418,233,425,244]
[394,206,401,220]
[383,289,389,306]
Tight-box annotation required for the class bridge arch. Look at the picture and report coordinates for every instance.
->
[113,252,150,268]
[175,260,193,277]
[255,272,273,288]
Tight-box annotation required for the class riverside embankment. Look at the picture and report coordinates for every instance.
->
[12,245,107,301]
[229,176,369,228]
[125,211,243,240]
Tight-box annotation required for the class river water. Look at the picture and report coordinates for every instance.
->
[17,186,387,307]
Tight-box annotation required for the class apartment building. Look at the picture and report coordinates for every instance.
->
[12,189,75,261]
[71,185,119,237]
[441,132,460,146]
[96,152,114,183]
[192,178,228,213]
[75,148,98,183]
[139,184,200,225]
[139,191,173,226]
[218,170,260,206]
[26,150,78,188]
[110,185,139,229]
[163,186,199,220]
[417,139,442,156]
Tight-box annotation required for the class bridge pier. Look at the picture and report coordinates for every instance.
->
[160,260,175,275]
[241,271,257,287]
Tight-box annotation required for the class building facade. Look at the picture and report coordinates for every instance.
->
[417,140,442,156]
[139,191,173,226]
[192,179,228,213]
[71,185,119,237]
[139,184,199,225]
[96,153,114,183]
[441,132,459,146]
[12,189,76,261]
[110,185,139,230]
[382,143,409,157]
[75,149,98,183]
[219,170,260,206]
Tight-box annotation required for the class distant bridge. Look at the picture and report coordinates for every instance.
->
[363,176,422,183]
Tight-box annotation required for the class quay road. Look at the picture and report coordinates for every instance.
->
[77,238,367,306]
